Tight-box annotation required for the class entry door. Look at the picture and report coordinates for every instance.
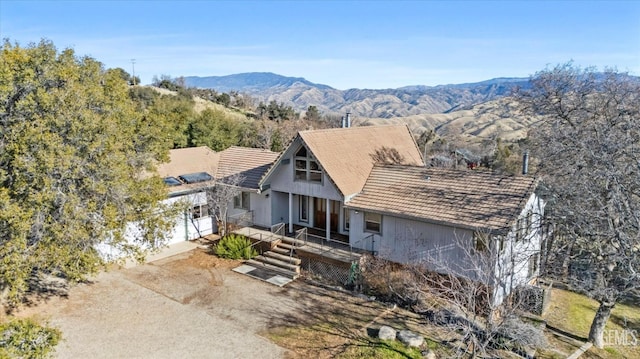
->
[314,198,339,232]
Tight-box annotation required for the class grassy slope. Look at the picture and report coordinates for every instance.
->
[148,86,248,121]
[543,289,640,358]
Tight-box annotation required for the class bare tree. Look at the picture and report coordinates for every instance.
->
[361,229,546,358]
[206,173,244,237]
[515,63,640,348]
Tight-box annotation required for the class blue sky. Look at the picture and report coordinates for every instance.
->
[2,1,639,89]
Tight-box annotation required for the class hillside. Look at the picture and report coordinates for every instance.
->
[183,72,530,118]
[359,99,537,141]
[148,86,247,121]
[149,84,535,143]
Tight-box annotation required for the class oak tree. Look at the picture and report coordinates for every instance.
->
[0,39,177,307]
[517,64,640,348]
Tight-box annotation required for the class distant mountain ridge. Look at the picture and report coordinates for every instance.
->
[185,72,334,92]
[184,72,531,118]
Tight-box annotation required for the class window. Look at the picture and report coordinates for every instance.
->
[344,208,350,231]
[364,212,381,233]
[191,204,210,219]
[234,192,250,210]
[294,146,322,183]
[528,254,540,278]
[474,231,488,252]
[526,211,533,235]
[299,195,308,222]
[515,217,525,242]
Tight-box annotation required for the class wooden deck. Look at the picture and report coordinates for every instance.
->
[232,227,361,264]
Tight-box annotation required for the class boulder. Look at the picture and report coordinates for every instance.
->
[398,330,424,347]
[378,325,397,341]
[422,349,437,359]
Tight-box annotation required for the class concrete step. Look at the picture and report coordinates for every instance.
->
[264,251,302,265]
[250,255,301,274]
[280,236,305,247]
[271,246,291,255]
[277,242,296,251]
[246,259,299,279]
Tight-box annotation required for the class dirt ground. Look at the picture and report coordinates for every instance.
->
[15,249,306,359]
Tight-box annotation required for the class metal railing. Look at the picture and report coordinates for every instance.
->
[228,210,254,228]
[271,222,285,236]
[351,233,375,256]
[295,227,308,246]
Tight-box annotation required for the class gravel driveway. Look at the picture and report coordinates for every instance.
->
[20,249,302,359]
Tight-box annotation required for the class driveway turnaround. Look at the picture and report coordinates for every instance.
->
[20,250,301,359]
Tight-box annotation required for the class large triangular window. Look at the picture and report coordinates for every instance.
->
[294,145,322,183]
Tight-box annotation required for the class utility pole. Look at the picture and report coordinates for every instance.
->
[131,59,136,86]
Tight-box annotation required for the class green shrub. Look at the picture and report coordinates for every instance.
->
[0,318,61,359]
[214,234,257,260]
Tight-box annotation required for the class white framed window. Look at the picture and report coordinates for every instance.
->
[299,195,308,222]
[234,192,250,210]
[191,204,210,219]
[364,212,381,233]
[294,146,322,183]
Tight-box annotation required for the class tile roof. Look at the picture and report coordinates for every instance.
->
[346,165,537,232]
[216,146,280,189]
[157,146,278,194]
[298,125,423,197]
[156,146,219,179]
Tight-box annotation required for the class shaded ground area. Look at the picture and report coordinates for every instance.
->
[262,282,453,358]
[16,249,300,359]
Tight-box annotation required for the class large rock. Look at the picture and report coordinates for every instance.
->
[398,330,424,347]
[378,325,397,341]
[422,349,437,359]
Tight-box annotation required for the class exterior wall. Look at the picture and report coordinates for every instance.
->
[97,191,213,261]
[493,192,545,304]
[226,191,271,228]
[250,191,271,228]
[167,191,214,242]
[271,190,290,225]
[349,210,474,274]
[266,138,342,201]
[349,192,545,307]
[265,137,345,230]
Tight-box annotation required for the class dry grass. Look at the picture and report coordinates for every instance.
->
[263,282,451,358]
[362,99,538,142]
[542,288,640,358]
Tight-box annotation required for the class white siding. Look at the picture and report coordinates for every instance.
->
[250,191,271,228]
[169,192,214,242]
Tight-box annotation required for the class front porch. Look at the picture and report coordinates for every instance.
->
[233,226,360,265]
[233,226,367,286]
[270,191,350,242]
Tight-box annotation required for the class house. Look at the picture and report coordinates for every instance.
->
[345,165,543,304]
[156,146,278,244]
[258,124,543,303]
[259,124,424,240]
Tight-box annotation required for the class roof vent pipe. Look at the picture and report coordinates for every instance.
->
[346,112,352,128]
[341,116,346,128]
[522,151,529,175]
